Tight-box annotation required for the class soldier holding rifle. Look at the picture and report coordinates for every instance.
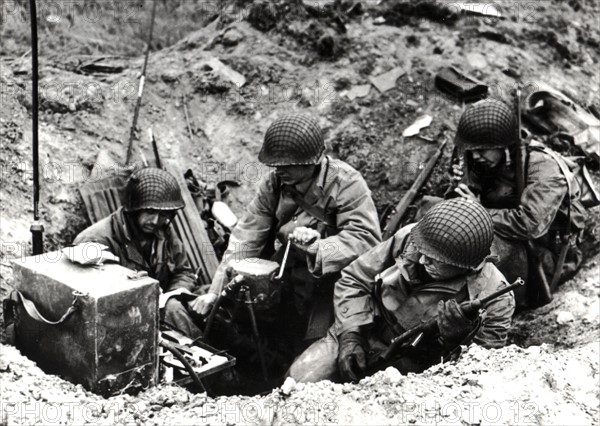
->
[289,198,515,383]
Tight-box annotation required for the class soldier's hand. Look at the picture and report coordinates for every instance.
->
[338,330,367,382]
[289,227,320,256]
[454,184,479,201]
[437,299,474,348]
[188,293,218,316]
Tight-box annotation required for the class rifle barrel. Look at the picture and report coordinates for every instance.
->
[382,139,448,239]
[478,278,524,305]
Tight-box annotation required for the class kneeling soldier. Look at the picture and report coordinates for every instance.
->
[289,198,515,383]
[191,113,382,368]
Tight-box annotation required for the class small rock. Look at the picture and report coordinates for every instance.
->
[466,52,487,69]
[222,29,244,47]
[280,377,296,395]
[526,346,542,356]
[384,366,402,384]
[346,84,370,100]
[317,30,338,57]
[369,67,405,93]
[556,311,575,324]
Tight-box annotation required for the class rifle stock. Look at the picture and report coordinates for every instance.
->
[382,139,448,240]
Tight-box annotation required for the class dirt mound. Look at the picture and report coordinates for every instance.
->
[1,0,599,424]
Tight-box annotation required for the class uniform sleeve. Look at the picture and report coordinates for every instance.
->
[333,230,406,335]
[309,176,382,277]
[208,174,277,294]
[473,286,515,348]
[488,151,568,240]
[72,220,119,257]
[164,237,197,292]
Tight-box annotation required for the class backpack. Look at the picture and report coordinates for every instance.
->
[522,82,600,209]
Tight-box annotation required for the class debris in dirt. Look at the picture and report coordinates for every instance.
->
[204,58,246,87]
[191,71,231,95]
[317,29,340,57]
[457,3,502,19]
[556,311,576,325]
[477,28,514,45]
[247,1,280,32]
[402,114,432,137]
[369,67,405,93]
[383,367,402,384]
[376,1,460,28]
[303,0,335,10]
[345,84,371,100]
[280,377,297,395]
[221,28,245,47]
[161,69,180,83]
[435,66,488,102]
[466,52,488,69]
[75,58,126,75]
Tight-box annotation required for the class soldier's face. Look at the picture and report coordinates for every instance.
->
[419,254,468,280]
[469,149,504,169]
[135,209,176,234]
[275,165,317,186]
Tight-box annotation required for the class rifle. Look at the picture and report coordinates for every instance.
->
[374,278,524,367]
[382,138,448,240]
[515,86,526,198]
[125,0,158,164]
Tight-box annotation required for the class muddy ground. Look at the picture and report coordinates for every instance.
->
[1,0,599,424]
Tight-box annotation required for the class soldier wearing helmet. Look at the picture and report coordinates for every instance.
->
[74,168,202,338]
[451,98,587,307]
[288,198,515,383]
[190,114,381,367]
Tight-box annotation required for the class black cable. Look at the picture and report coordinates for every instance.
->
[159,340,205,392]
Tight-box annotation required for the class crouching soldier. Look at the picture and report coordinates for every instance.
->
[74,167,202,339]
[288,198,515,383]
[451,99,587,307]
[190,114,382,368]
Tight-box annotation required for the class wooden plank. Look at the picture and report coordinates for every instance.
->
[78,176,126,223]
[173,214,201,274]
[107,187,122,212]
[164,160,219,281]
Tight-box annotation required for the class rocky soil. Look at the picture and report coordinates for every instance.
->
[1,0,599,424]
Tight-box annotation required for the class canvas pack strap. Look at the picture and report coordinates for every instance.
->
[281,185,336,228]
[11,290,86,325]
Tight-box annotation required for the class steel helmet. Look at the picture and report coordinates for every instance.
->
[258,114,325,166]
[455,98,517,150]
[411,198,494,269]
[123,168,185,212]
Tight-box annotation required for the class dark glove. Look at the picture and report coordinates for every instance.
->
[337,330,367,383]
[437,299,475,348]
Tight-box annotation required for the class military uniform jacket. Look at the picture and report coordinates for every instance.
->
[73,208,196,293]
[469,145,587,240]
[209,156,382,295]
[334,224,515,349]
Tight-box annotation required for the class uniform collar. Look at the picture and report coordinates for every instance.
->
[303,156,330,203]
[315,156,330,190]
